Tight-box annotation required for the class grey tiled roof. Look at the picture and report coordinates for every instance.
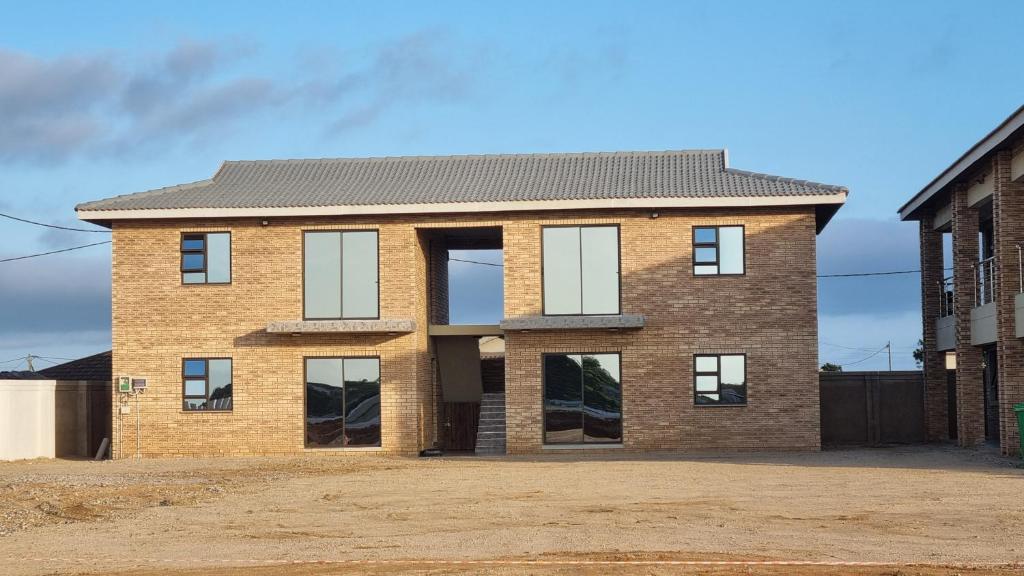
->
[77,150,845,212]
[38,351,112,382]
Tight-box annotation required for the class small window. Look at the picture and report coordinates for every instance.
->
[182,358,233,411]
[694,354,746,405]
[693,225,744,275]
[542,225,620,315]
[181,232,231,284]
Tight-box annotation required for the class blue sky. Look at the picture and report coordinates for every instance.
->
[0,0,1022,371]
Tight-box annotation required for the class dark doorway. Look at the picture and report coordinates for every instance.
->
[440,402,479,451]
[983,347,1000,443]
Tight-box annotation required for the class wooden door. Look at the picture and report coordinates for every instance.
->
[440,402,480,451]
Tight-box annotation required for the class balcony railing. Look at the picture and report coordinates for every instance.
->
[938,276,954,318]
[1018,243,1023,294]
[974,256,997,307]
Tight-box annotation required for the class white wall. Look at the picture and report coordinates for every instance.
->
[0,380,56,461]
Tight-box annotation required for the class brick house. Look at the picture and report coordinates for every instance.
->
[77,150,846,458]
[899,105,1024,457]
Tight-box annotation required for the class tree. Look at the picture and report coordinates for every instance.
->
[820,362,843,372]
[913,338,924,369]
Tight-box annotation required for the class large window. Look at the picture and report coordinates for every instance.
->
[693,226,744,276]
[182,358,232,411]
[305,357,381,447]
[181,232,231,284]
[694,354,746,405]
[543,353,622,444]
[542,225,619,315]
[303,231,379,319]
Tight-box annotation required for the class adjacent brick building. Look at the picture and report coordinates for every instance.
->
[77,150,847,458]
[899,105,1024,457]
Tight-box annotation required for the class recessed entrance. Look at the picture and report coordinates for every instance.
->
[419,227,506,455]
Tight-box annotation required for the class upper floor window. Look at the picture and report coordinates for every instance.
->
[181,232,231,284]
[542,225,620,315]
[182,358,233,411]
[304,230,379,320]
[693,226,744,276]
[694,353,746,405]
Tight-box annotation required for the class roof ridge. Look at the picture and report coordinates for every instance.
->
[220,149,724,166]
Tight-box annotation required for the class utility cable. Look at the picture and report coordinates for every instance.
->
[0,240,111,263]
[0,212,110,233]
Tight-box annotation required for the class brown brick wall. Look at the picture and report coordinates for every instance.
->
[110,207,822,458]
[951,184,987,446]
[993,149,1024,456]
[919,215,949,441]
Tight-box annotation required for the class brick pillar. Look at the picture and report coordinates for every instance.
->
[428,239,449,325]
[952,183,986,445]
[993,149,1024,456]
[920,216,949,440]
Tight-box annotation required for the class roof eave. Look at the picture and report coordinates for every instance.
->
[898,104,1024,221]
[77,193,847,226]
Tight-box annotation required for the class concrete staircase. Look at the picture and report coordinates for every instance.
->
[475,392,506,455]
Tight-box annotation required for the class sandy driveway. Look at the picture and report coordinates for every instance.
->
[0,445,1022,575]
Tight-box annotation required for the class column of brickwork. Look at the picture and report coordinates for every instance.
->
[993,148,1024,456]
[952,183,986,445]
[920,215,949,440]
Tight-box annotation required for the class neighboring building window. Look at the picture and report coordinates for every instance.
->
[305,357,381,447]
[181,232,231,284]
[693,226,744,275]
[304,231,379,319]
[542,225,620,315]
[182,358,233,411]
[694,354,746,405]
[543,353,622,444]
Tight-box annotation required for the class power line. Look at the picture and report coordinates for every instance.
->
[449,257,503,267]
[821,341,878,352]
[818,269,921,278]
[0,212,110,233]
[840,344,891,368]
[0,240,111,263]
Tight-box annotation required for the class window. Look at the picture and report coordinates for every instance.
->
[181,232,231,284]
[693,226,744,275]
[694,354,746,405]
[542,225,619,315]
[305,357,381,447]
[543,353,622,444]
[182,358,232,411]
[304,231,379,319]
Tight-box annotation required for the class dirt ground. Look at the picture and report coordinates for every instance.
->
[0,445,1022,576]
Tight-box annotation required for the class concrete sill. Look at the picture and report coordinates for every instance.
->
[304,446,383,452]
[500,315,644,331]
[267,319,416,334]
[542,443,624,450]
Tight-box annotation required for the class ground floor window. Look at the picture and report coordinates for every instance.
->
[543,353,622,444]
[694,354,746,405]
[182,358,232,411]
[305,357,381,447]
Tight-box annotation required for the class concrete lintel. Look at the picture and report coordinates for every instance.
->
[500,314,645,331]
[266,319,416,334]
[428,324,503,336]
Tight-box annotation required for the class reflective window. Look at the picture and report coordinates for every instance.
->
[542,226,619,315]
[304,231,379,319]
[182,358,233,411]
[692,226,744,276]
[544,353,622,444]
[694,354,746,405]
[305,357,381,448]
[181,232,231,284]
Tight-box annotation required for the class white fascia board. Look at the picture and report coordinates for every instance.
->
[899,106,1024,220]
[78,193,846,222]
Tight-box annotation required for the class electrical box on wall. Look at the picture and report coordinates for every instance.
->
[132,378,147,391]
[117,376,132,394]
